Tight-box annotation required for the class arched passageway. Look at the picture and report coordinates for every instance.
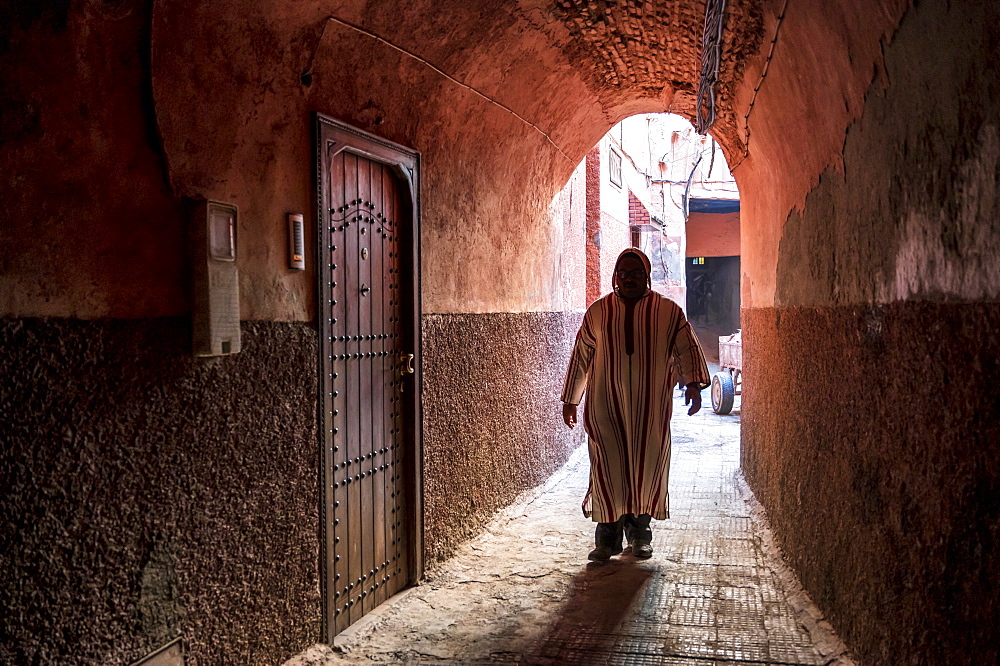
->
[1,1,998,664]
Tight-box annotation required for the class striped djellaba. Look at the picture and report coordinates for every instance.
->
[562,291,710,523]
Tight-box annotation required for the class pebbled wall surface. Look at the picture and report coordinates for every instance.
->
[0,318,321,665]
[421,312,586,563]
[742,304,1000,664]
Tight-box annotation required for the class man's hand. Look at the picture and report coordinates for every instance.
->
[562,403,578,429]
[685,383,702,416]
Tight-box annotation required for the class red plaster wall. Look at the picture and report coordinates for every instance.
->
[145,0,639,317]
[685,211,740,257]
[730,0,910,308]
[0,0,768,319]
[567,164,587,308]
[0,2,187,319]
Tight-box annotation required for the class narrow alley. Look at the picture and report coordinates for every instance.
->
[5,2,999,663]
[286,387,851,665]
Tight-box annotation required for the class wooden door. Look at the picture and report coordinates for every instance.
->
[316,116,421,639]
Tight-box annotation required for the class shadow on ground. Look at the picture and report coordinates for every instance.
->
[530,557,655,663]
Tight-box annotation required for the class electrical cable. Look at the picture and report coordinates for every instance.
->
[308,16,574,163]
[696,0,728,134]
[683,152,705,222]
[707,137,717,180]
[731,0,790,169]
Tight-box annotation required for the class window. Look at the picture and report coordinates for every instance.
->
[609,149,622,188]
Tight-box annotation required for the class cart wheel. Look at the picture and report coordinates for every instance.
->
[711,371,735,415]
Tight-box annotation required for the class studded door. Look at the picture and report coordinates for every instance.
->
[316,116,421,639]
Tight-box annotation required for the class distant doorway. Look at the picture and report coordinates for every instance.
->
[685,255,740,360]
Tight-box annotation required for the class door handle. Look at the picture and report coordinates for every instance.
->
[400,353,414,376]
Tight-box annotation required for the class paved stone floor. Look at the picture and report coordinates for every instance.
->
[286,387,855,665]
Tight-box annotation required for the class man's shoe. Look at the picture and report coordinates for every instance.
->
[623,514,653,558]
[591,521,623,562]
[588,544,622,562]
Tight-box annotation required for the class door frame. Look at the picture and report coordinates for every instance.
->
[314,113,423,641]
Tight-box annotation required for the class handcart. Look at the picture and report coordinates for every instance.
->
[712,330,742,415]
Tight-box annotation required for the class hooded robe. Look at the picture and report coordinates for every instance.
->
[561,249,710,522]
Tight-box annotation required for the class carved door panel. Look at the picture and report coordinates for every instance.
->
[316,116,421,638]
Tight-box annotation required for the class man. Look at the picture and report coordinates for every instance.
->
[561,248,710,561]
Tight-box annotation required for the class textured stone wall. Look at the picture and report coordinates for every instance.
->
[585,148,603,306]
[421,312,585,562]
[741,2,1000,664]
[0,319,320,665]
[743,304,1000,664]
[551,0,763,143]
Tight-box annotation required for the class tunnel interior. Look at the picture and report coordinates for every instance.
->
[1,0,999,664]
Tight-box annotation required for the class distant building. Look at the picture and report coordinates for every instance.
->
[552,113,741,345]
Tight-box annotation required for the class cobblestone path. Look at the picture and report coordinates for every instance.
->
[286,389,853,665]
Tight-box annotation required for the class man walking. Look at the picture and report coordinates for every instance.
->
[562,248,710,561]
